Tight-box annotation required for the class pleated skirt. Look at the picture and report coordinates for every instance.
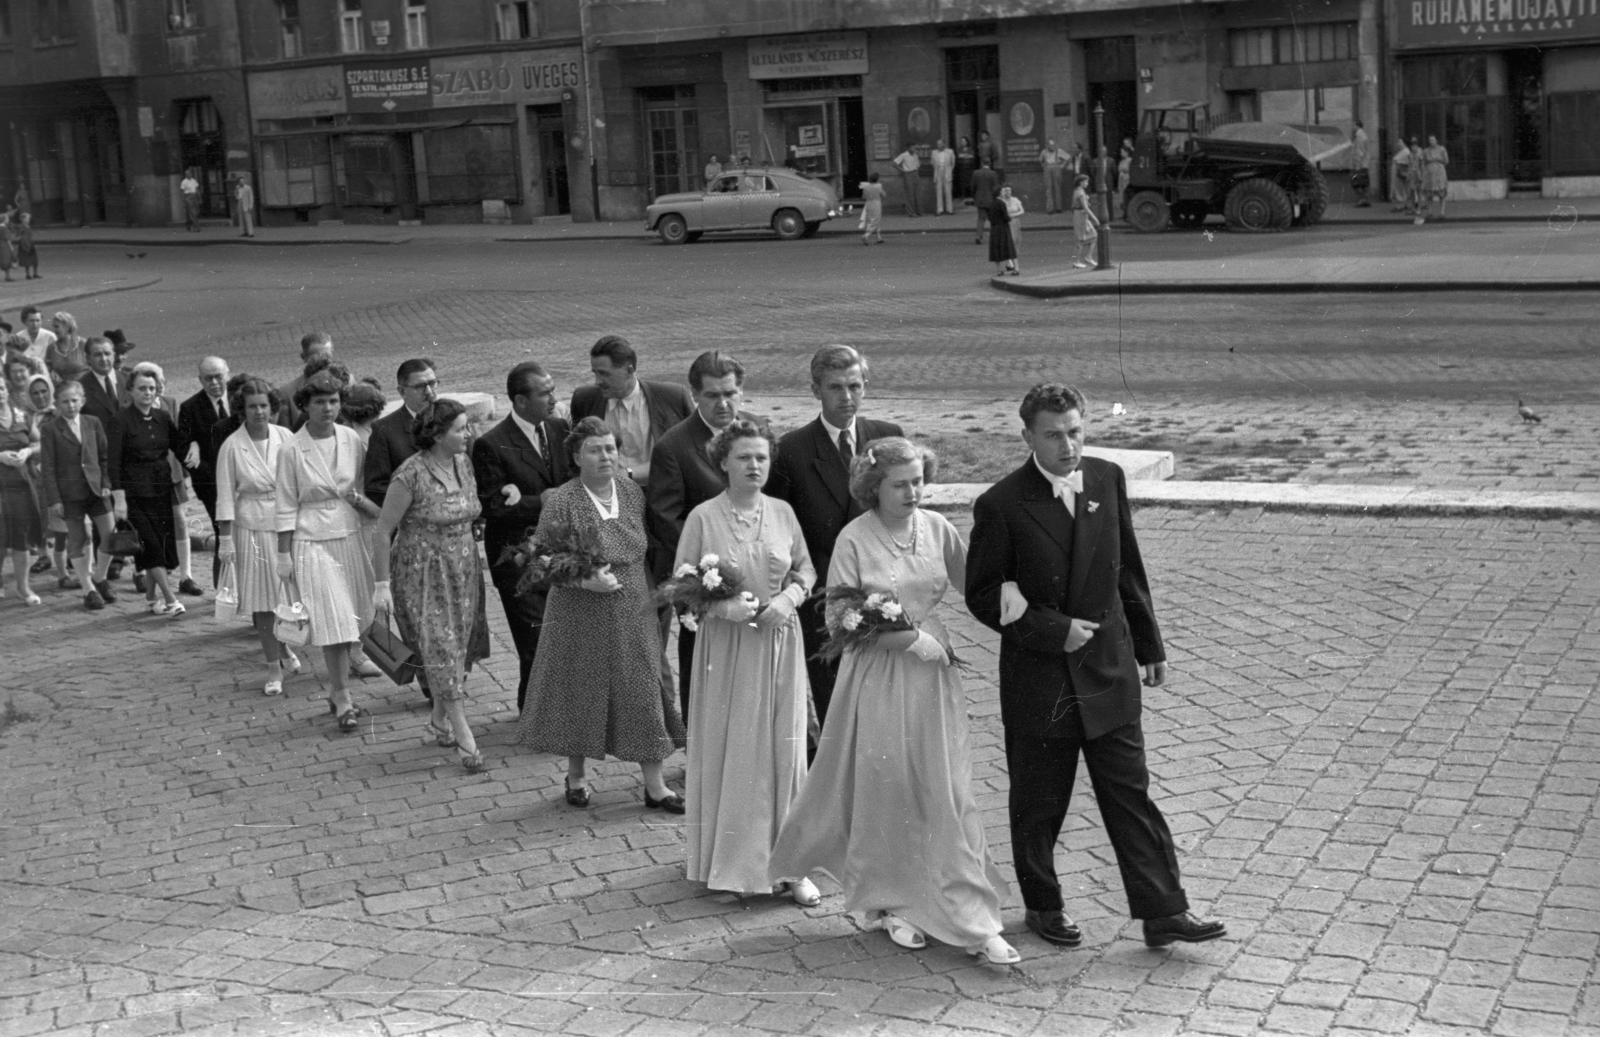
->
[292,533,373,646]
[233,526,281,615]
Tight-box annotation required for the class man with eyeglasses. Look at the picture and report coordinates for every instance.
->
[364,357,437,507]
[176,356,231,586]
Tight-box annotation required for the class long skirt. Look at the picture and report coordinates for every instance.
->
[0,470,40,551]
[292,533,373,646]
[126,494,179,571]
[232,526,281,615]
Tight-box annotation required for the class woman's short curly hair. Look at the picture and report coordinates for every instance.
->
[229,376,280,418]
[293,370,346,412]
[707,418,776,481]
[411,398,467,450]
[341,380,387,426]
[848,436,937,510]
[564,415,613,464]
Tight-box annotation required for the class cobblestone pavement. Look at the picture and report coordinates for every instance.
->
[4,508,1597,1036]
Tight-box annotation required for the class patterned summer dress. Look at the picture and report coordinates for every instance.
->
[517,477,684,762]
[390,452,490,701]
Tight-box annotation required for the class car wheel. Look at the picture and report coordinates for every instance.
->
[1127,191,1170,233]
[773,209,805,241]
[657,214,689,245]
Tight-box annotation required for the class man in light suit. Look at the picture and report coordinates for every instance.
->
[646,350,758,720]
[569,335,692,489]
[966,383,1226,951]
[176,356,231,587]
[472,361,572,711]
[363,357,437,507]
[766,344,901,730]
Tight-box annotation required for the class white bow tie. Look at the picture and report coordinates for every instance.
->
[1051,470,1083,499]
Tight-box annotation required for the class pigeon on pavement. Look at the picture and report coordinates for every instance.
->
[1517,399,1541,423]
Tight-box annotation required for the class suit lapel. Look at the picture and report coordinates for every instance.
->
[808,419,849,509]
[1067,462,1104,608]
[1016,461,1073,556]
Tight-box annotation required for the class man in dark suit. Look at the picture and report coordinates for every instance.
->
[77,335,124,428]
[966,383,1225,951]
[646,350,756,720]
[277,331,332,431]
[363,357,437,507]
[176,356,230,588]
[569,335,693,489]
[766,344,901,729]
[472,361,572,711]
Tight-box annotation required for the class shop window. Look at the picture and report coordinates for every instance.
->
[166,0,197,31]
[424,124,518,202]
[404,0,425,49]
[1547,92,1600,175]
[945,45,999,84]
[1401,97,1506,179]
[279,0,301,57]
[34,0,72,41]
[496,1,536,40]
[1402,53,1488,98]
[260,136,333,207]
[1230,22,1354,67]
[343,136,399,204]
[340,0,363,54]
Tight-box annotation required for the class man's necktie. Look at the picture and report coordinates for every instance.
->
[837,429,853,465]
[535,423,548,460]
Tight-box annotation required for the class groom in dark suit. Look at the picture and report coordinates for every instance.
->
[767,344,901,728]
[967,383,1225,950]
[472,361,572,711]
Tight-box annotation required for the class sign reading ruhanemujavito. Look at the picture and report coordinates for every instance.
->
[345,60,431,112]
[1394,0,1600,48]
[747,31,868,80]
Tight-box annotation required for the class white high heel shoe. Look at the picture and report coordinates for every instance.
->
[970,935,1021,964]
[788,878,821,907]
[881,914,926,950]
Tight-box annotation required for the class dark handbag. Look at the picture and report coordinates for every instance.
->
[106,519,143,556]
[361,617,421,686]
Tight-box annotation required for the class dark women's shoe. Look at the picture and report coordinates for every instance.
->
[132,571,147,594]
[564,777,590,807]
[94,579,118,603]
[1024,909,1083,947]
[1143,912,1226,947]
[644,790,685,815]
[178,578,204,596]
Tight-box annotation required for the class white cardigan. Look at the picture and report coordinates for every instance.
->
[274,424,366,540]
[215,423,293,530]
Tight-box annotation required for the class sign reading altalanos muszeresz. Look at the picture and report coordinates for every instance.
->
[1395,0,1600,48]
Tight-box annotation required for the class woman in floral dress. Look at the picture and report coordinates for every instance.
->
[371,398,490,772]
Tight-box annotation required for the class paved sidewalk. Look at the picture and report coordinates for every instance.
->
[2,505,1597,1037]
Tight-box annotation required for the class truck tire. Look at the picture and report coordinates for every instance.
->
[657,214,690,245]
[1224,178,1293,232]
[1290,167,1329,226]
[1127,191,1170,233]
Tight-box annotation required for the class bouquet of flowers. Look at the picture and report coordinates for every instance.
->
[812,586,915,662]
[654,553,755,632]
[503,522,608,596]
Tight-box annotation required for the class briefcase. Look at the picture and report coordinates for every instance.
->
[361,618,421,686]
[106,520,143,557]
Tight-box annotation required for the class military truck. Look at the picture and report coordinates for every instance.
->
[1122,102,1336,233]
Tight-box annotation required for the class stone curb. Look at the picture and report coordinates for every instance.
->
[923,480,1600,518]
[0,275,163,311]
[991,271,1600,298]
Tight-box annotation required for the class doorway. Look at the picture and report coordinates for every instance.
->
[1083,37,1137,154]
[1505,48,1544,184]
[176,99,227,217]
[641,86,701,200]
[946,45,1001,167]
[528,104,570,215]
[840,96,867,199]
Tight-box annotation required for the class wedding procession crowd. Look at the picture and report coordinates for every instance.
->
[0,324,1225,966]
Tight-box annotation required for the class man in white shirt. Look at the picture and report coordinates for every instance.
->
[12,305,56,361]
[569,336,692,488]
[893,146,922,217]
[180,169,201,231]
[1351,120,1371,207]
[930,139,956,215]
[1040,139,1072,214]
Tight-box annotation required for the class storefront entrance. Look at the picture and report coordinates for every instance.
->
[1506,48,1545,185]
[529,104,571,215]
[946,45,1001,162]
[1083,36,1138,153]
[177,99,228,218]
[642,86,701,199]
[759,87,866,199]
[342,133,420,219]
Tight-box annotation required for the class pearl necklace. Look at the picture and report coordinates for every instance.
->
[881,510,918,555]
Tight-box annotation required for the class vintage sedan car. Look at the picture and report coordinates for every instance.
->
[645,167,842,245]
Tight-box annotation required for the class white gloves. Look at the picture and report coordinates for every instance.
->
[372,579,394,616]
[905,630,949,664]
[501,484,522,507]
[711,592,760,623]
[216,538,236,562]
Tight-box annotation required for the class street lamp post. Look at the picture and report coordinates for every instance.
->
[1094,101,1113,270]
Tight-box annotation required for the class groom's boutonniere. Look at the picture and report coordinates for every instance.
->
[1086,500,1100,514]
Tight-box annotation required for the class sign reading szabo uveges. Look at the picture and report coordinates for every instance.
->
[1395,0,1600,48]
[748,31,868,80]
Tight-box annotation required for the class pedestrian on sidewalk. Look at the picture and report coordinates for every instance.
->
[1071,175,1100,269]
[234,175,256,238]
[0,211,13,282]
[1116,142,1133,221]
[893,146,921,217]
[988,189,1018,276]
[1040,139,1071,213]
[1407,138,1426,218]
[1351,120,1371,207]
[1390,136,1412,212]
[1002,185,1025,273]
[931,139,955,215]
[955,136,975,203]
[15,213,37,279]
[704,156,722,189]
[971,158,999,245]
[1422,135,1450,220]
[858,173,884,245]
[180,169,201,232]
[978,131,1001,178]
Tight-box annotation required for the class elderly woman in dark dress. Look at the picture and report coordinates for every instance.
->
[108,365,185,615]
[371,399,491,773]
[517,416,686,812]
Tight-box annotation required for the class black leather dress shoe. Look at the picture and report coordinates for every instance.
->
[643,791,685,815]
[1143,912,1226,947]
[1025,908,1082,947]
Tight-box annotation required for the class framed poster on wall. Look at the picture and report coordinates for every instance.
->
[896,95,944,167]
[1000,90,1045,168]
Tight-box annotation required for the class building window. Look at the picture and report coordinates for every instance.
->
[403,0,425,48]
[495,0,536,40]
[339,0,362,52]
[0,0,12,42]
[278,0,300,56]
[1230,22,1355,67]
[166,0,197,31]
[260,136,334,208]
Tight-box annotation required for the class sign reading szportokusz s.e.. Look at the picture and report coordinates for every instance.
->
[1395,0,1600,48]
[747,31,868,80]
[345,59,431,111]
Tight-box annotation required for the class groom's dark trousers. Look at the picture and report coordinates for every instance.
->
[967,455,1190,920]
